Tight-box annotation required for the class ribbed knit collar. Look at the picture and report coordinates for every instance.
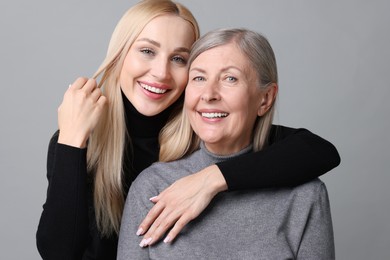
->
[199,141,253,163]
[122,90,183,138]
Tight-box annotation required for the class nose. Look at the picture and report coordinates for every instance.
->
[201,81,221,102]
[151,57,171,80]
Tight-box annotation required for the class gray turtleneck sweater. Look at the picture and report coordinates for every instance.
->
[118,144,335,260]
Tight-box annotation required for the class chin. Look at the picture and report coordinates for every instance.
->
[134,104,164,116]
[142,109,164,116]
[201,138,221,146]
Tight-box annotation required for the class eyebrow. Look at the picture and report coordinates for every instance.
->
[190,66,243,74]
[136,38,190,53]
[189,67,206,74]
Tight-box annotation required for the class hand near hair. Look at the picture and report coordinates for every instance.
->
[137,165,228,247]
[57,77,107,148]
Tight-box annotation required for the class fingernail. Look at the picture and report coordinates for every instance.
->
[164,236,171,243]
[136,228,143,236]
[139,237,153,247]
[139,238,146,247]
[68,84,72,89]
[149,196,157,201]
[145,237,153,246]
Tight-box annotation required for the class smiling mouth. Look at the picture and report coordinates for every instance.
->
[140,82,169,94]
[201,112,229,119]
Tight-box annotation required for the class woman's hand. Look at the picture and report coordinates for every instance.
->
[137,165,228,247]
[57,77,107,148]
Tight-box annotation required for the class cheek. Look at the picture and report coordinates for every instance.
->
[184,93,193,113]
[231,94,258,123]
[120,62,133,85]
[119,65,130,90]
[184,86,199,107]
[184,89,199,124]
[122,51,147,77]
[173,68,189,90]
[124,59,142,77]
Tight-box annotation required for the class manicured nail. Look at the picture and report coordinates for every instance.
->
[136,228,143,236]
[149,196,157,201]
[145,237,153,246]
[164,236,171,243]
[139,237,153,247]
[139,238,147,247]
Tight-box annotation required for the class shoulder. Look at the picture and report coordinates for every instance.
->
[292,178,329,202]
[131,163,165,189]
[125,158,191,211]
[130,155,193,195]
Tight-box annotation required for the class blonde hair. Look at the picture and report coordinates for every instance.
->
[160,28,277,162]
[87,0,199,236]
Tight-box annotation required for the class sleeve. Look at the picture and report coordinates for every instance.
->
[297,183,335,259]
[216,125,341,190]
[117,179,152,260]
[36,131,90,260]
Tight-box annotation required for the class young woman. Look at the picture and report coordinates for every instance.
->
[36,0,339,259]
[118,28,334,259]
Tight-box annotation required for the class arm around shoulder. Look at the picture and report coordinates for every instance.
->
[216,125,341,190]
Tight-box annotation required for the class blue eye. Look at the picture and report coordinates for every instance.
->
[172,56,187,65]
[226,76,237,82]
[140,48,154,55]
[193,76,205,81]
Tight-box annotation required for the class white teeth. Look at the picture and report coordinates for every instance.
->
[201,112,228,119]
[140,83,167,94]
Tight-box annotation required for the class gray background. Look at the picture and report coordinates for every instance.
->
[1,0,389,259]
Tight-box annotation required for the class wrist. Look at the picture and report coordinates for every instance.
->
[58,130,88,148]
[202,165,228,195]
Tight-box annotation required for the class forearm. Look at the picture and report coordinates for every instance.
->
[198,165,228,194]
[217,126,340,190]
[37,138,89,259]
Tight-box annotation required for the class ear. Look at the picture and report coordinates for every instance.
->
[257,83,278,116]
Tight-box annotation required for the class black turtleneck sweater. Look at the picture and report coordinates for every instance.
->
[122,91,179,189]
[36,94,340,260]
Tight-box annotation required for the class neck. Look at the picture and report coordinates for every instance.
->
[200,142,253,161]
[122,90,183,137]
[204,141,252,156]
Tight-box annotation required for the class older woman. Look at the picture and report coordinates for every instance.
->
[118,28,335,259]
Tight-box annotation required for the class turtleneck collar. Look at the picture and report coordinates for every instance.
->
[199,142,253,164]
[122,90,184,138]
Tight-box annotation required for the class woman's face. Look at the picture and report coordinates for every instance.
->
[185,43,264,155]
[120,15,195,116]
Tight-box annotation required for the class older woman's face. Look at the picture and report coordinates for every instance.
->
[120,15,195,116]
[185,43,264,155]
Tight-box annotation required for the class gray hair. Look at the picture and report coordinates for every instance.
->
[189,28,278,88]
